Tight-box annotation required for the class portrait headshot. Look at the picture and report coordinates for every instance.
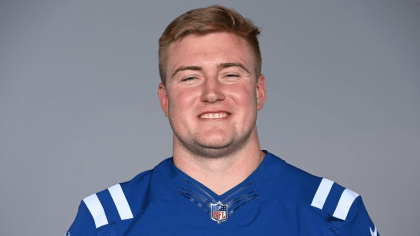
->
[0,1,419,235]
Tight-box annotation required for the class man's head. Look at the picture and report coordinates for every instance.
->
[158,6,266,159]
[158,5,262,85]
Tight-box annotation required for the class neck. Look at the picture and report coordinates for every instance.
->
[173,128,265,195]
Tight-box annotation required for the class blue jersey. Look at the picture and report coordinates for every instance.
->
[66,152,379,235]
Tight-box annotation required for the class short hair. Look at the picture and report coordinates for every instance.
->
[158,5,262,85]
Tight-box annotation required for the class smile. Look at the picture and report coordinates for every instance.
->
[199,112,230,119]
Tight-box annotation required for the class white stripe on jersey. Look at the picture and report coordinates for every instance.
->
[83,193,108,228]
[333,188,359,220]
[311,178,334,210]
[108,184,134,220]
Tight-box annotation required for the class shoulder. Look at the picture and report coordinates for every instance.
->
[67,158,175,235]
[267,154,378,234]
[82,170,153,228]
[72,170,153,231]
[266,153,361,221]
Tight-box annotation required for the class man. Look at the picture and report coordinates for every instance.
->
[67,5,379,235]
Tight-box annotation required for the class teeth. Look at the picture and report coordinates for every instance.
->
[200,112,228,119]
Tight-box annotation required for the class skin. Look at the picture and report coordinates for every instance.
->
[158,32,267,195]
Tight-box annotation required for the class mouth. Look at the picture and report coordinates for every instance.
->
[198,112,231,119]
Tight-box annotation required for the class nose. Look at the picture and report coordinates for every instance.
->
[200,77,225,103]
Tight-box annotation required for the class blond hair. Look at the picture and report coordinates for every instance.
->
[158,5,261,85]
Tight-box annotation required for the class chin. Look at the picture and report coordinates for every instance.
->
[191,144,236,159]
[190,135,248,159]
[174,126,255,158]
[176,134,236,159]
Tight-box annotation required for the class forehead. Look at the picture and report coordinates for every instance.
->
[166,32,254,74]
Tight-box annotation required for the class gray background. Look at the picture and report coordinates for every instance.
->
[0,0,419,235]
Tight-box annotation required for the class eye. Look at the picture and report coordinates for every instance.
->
[181,76,196,82]
[225,73,240,78]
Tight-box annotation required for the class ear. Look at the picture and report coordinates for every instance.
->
[256,74,267,111]
[158,83,169,117]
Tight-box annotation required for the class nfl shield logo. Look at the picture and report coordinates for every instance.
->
[210,201,228,224]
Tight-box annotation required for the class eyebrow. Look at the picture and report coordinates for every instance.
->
[172,66,202,78]
[217,63,250,74]
[171,62,250,78]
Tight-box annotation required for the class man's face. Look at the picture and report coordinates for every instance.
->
[158,32,266,158]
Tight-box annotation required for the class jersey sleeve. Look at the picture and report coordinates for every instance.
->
[65,200,96,236]
[340,196,380,236]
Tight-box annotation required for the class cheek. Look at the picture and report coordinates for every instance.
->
[230,84,256,108]
[169,88,199,112]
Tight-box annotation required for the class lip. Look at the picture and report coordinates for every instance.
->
[197,110,231,119]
